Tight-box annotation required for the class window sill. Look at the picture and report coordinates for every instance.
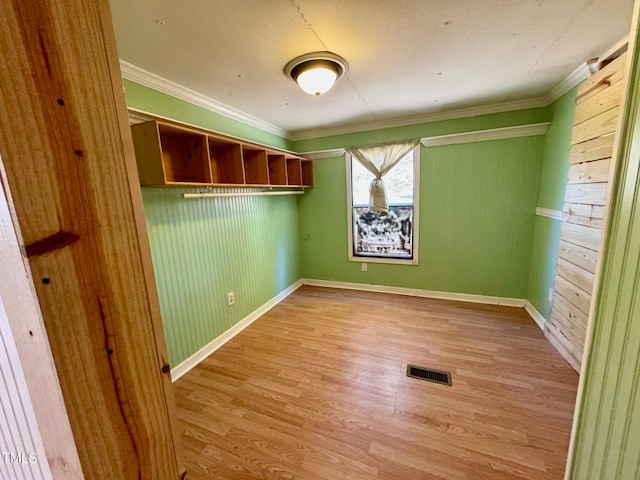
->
[348,255,418,266]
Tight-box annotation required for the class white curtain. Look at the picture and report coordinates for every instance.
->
[346,140,419,216]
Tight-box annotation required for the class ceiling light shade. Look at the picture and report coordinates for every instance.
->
[285,51,348,96]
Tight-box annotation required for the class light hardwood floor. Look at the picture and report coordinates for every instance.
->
[174,286,579,480]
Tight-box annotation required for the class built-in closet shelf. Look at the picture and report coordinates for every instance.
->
[131,120,313,188]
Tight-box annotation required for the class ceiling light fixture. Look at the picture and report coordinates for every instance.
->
[284,51,348,96]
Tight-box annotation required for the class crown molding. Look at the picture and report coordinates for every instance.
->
[288,97,548,142]
[120,59,588,143]
[301,148,346,159]
[546,62,590,104]
[420,122,550,147]
[120,61,288,139]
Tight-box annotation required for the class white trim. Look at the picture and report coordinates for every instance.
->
[170,280,302,381]
[535,207,563,220]
[302,278,528,307]
[420,123,550,147]
[169,279,554,382]
[128,110,152,125]
[345,148,420,266]
[524,301,547,331]
[546,63,590,104]
[301,148,346,159]
[545,329,581,373]
[120,61,288,139]
[289,97,548,141]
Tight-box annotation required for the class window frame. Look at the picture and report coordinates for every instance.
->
[345,147,420,266]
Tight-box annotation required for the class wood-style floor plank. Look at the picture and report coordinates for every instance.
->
[175,286,578,479]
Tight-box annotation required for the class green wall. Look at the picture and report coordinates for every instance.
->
[526,89,577,318]
[298,135,544,298]
[124,79,293,150]
[125,81,301,366]
[142,189,300,365]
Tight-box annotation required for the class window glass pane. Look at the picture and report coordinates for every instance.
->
[353,206,413,258]
[352,160,374,206]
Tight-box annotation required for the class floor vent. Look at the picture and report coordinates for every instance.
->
[406,365,452,386]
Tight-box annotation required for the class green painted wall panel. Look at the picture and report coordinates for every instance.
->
[527,216,563,317]
[526,88,577,318]
[124,79,292,150]
[299,137,543,298]
[292,107,551,153]
[537,88,577,210]
[142,188,300,366]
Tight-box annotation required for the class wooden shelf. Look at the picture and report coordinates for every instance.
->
[301,159,313,187]
[243,147,269,185]
[268,154,287,185]
[209,137,244,184]
[131,120,313,189]
[286,157,302,186]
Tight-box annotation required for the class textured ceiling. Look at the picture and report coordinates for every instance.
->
[110,0,634,138]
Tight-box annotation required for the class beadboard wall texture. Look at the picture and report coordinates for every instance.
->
[298,136,543,299]
[0,298,50,480]
[141,188,301,366]
[527,88,578,319]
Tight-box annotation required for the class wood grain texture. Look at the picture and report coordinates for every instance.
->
[175,286,578,480]
[558,240,598,274]
[560,222,602,251]
[562,203,605,229]
[575,52,627,104]
[566,158,612,184]
[570,107,620,145]
[568,135,615,164]
[563,183,608,205]
[0,1,181,478]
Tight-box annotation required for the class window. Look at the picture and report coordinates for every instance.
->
[347,147,419,265]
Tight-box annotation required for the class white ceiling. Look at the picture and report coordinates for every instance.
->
[110,0,634,139]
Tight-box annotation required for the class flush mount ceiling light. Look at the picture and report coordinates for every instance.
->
[284,51,348,96]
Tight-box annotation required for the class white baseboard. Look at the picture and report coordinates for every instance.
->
[170,279,302,381]
[301,278,528,307]
[171,279,549,381]
[524,301,547,331]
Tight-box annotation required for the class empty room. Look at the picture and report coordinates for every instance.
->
[2,1,640,480]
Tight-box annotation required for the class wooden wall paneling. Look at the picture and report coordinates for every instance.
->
[560,222,602,251]
[570,107,620,145]
[575,52,628,104]
[549,45,628,372]
[544,321,582,371]
[554,275,592,315]
[573,83,623,125]
[564,183,608,205]
[552,295,589,335]
[556,257,596,293]
[567,158,612,184]
[568,135,615,164]
[562,203,606,228]
[0,1,183,478]
[549,306,586,350]
[558,240,599,274]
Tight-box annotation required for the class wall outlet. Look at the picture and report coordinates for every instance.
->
[227,291,235,306]
[548,288,554,303]
[361,263,368,272]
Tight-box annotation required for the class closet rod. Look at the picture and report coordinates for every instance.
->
[183,191,305,199]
